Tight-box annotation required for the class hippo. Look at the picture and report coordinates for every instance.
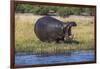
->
[34,16,77,42]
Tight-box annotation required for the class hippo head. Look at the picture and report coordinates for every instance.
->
[63,22,77,41]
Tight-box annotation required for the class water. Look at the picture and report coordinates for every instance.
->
[15,51,95,65]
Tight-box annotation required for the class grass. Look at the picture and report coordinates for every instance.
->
[15,13,95,55]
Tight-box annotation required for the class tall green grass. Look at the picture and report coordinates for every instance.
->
[15,13,95,54]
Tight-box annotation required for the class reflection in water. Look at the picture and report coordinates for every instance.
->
[15,51,95,65]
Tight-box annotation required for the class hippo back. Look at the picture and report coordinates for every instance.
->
[34,16,64,42]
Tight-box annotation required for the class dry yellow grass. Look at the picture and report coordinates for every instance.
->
[15,13,95,54]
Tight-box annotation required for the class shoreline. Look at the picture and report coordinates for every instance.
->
[15,49,94,56]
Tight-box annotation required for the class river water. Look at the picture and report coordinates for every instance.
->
[15,51,95,65]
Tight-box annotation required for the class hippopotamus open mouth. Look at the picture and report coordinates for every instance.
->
[64,22,77,41]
